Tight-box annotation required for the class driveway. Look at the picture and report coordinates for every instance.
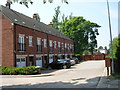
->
[1,60,106,88]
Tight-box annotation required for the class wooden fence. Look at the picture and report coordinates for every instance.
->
[80,54,108,61]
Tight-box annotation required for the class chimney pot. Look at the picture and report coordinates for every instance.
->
[6,3,11,9]
[48,22,53,27]
[33,14,37,20]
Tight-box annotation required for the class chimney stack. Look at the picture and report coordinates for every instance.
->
[6,2,11,9]
[33,14,37,20]
[48,22,53,27]
[33,13,40,22]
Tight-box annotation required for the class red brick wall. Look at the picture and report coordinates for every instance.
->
[16,25,48,55]
[1,16,74,67]
[2,15,14,67]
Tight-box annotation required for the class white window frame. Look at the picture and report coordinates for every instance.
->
[49,40,53,47]
[18,34,25,44]
[58,42,60,48]
[44,39,47,48]
[29,36,33,46]
[65,43,67,48]
[54,41,56,48]
[37,38,41,45]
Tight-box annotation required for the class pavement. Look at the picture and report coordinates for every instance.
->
[97,67,120,88]
[1,60,120,88]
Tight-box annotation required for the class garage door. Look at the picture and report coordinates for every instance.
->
[16,58,26,67]
[36,57,42,67]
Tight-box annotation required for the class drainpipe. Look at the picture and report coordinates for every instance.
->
[46,33,49,65]
[13,23,16,67]
[63,39,65,59]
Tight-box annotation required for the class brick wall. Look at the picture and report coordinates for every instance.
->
[1,16,74,67]
[2,15,14,67]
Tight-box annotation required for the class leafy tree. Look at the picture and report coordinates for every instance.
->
[59,16,100,54]
[6,0,68,7]
[52,6,61,30]
[98,46,103,50]
[109,37,119,59]
[115,35,120,73]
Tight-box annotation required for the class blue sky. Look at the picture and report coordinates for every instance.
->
[0,0,119,49]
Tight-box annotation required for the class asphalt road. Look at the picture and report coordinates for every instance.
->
[1,60,106,88]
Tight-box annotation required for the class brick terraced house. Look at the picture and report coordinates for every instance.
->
[0,5,74,67]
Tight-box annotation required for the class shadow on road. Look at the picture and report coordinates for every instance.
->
[2,76,109,88]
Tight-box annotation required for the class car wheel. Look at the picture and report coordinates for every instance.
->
[48,66,52,70]
[63,65,67,69]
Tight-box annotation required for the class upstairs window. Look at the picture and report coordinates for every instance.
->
[58,42,60,48]
[37,38,42,52]
[49,40,53,47]
[62,43,64,50]
[18,34,25,51]
[49,40,53,52]
[58,42,62,52]
[29,36,33,46]
[54,41,56,48]
[37,38,41,45]
[44,39,47,48]
[18,34,24,44]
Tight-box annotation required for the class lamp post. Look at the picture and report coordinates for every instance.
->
[106,0,114,74]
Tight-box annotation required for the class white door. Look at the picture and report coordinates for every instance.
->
[49,56,53,63]
[36,57,42,67]
[16,58,26,67]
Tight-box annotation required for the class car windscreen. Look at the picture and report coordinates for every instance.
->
[58,59,66,63]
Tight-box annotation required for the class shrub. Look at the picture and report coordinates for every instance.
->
[1,66,39,75]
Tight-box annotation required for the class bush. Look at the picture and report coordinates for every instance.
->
[1,66,39,75]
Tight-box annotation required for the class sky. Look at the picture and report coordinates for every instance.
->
[0,0,119,49]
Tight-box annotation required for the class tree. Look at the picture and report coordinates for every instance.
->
[109,37,119,59]
[115,35,120,73]
[59,16,100,54]
[98,46,103,50]
[6,0,68,7]
[52,6,61,30]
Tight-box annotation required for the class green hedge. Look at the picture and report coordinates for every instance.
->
[0,66,39,75]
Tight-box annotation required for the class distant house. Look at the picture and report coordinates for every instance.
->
[0,5,74,67]
[97,49,107,54]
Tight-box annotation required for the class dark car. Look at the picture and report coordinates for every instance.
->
[47,59,71,69]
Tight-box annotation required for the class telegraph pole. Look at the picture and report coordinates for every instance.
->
[106,0,114,74]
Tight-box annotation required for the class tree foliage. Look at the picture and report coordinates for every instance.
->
[52,6,61,30]
[6,0,68,7]
[109,37,119,59]
[98,46,103,50]
[59,16,100,54]
[51,6,100,55]
[115,35,120,73]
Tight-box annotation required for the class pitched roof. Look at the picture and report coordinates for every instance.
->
[0,5,72,41]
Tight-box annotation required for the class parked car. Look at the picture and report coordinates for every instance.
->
[67,58,76,65]
[47,59,71,69]
[72,57,79,64]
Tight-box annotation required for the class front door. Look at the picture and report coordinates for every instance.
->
[36,57,42,67]
[29,56,34,66]
[49,56,53,63]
